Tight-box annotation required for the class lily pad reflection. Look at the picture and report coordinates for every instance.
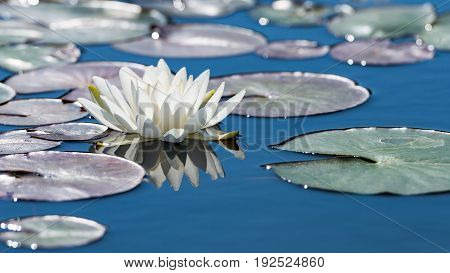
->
[91,132,245,191]
[256,40,329,60]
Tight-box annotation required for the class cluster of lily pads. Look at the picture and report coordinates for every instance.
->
[0,0,449,250]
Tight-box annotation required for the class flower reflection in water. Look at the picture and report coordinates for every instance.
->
[89,131,245,191]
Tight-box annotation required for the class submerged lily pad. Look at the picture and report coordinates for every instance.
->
[0,99,87,126]
[418,13,450,50]
[256,40,329,60]
[2,1,167,44]
[208,72,370,117]
[5,61,145,94]
[28,123,109,141]
[0,151,145,201]
[251,1,335,26]
[328,4,435,39]
[0,215,106,249]
[330,40,434,66]
[133,0,255,18]
[0,20,44,45]
[269,127,450,195]
[0,43,80,72]
[0,130,61,154]
[0,83,15,105]
[113,23,267,58]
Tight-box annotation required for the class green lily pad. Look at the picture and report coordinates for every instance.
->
[208,72,370,117]
[0,83,15,105]
[418,13,450,50]
[268,127,450,195]
[133,0,255,18]
[2,0,167,45]
[0,20,43,45]
[250,1,334,26]
[0,43,80,72]
[327,4,436,39]
[0,215,106,249]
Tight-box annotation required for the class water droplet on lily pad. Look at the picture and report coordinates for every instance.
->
[330,40,434,65]
[209,72,370,117]
[28,123,109,141]
[269,127,450,195]
[5,61,145,94]
[0,215,106,249]
[418,13,450,50]
[250,1,335,26]
[0,151,145,201]
[327,4,436,39]
[0,83,16,105]
[0,99,87,126]
[113,23,267,58]
[0,130,61,154]
[256,40,329,60]
[132,0,255,18]
[0,43,80,72]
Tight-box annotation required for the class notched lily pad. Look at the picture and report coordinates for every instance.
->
[113,23,267,58]
[418,13,450,50]
[327,4,435,39]
[133,0,255,18]
[5,61,145,94]
[330,40,434,66]
[0,151,145,201]
[28,123,109,141]
[269,127,450,195]
[209,72,370,117]
[0,215,106,249]
[256,40,329,60]
[0,83,16,105]
[0,43,80,72]
[0,99,87,126]
[0,130,61,154]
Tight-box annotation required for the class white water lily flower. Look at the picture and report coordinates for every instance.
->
[78,59,246,142]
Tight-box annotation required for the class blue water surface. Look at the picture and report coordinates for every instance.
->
[1,0,450,252]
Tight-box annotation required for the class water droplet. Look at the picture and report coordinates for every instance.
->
[258,17,269,26]
[151,32,160,40]
[304,185,308,189]
[345,34,355,42]
[31,243,38,250]
[361,60,367,66]
[265,165,271,170]
[347,59,354,65]
[425,23,433,31]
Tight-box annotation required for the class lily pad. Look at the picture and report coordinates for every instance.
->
[268,127,450,195]
[250,1,335,26]
[330,40,434,66]
[0,130,61,154]
[2,1,167,44]
[0,215,106,249]
[0,151,145,201]
[256,40,329,60]
[0,43,80,72]
[418,13,450,50]
[113,23,267,58]
[133,0,255,18]
[0,83,15,105]
[327,4,436,39]
[208,72,370,117]
[0,99,87,126]
[27,123,109,141]
[5,61,145,94]
[0,20,44,45]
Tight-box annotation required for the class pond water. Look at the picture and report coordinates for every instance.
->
[1,0,450,252]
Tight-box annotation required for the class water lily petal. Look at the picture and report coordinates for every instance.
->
[162,128,186,143]
[100,95,137,132]
[78,98,124,131]
[191,69,210,113]
[205,89,246,128]
[136,115,161,138]
[184,104,216,133]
